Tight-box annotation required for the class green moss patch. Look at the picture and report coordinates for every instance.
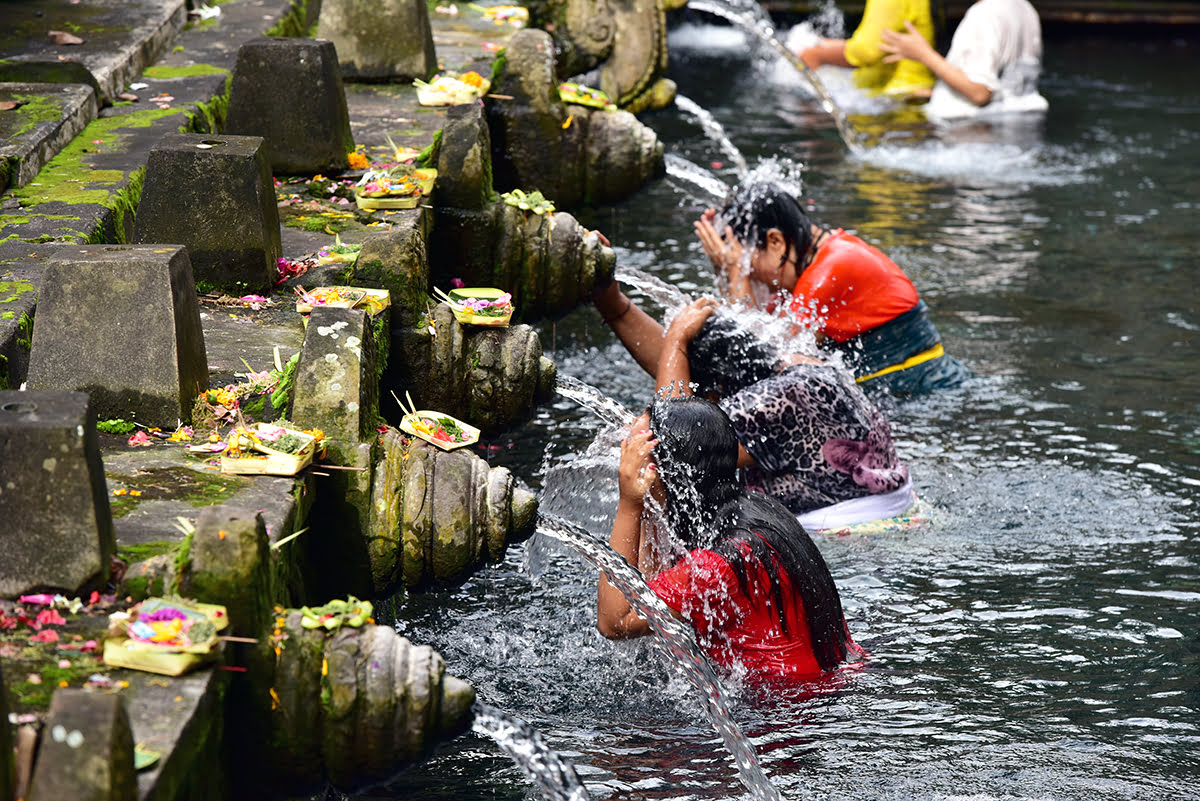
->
[105,467,250,518]
[119,540,178,563]
[143,64,231,80]
[4,95,63,139]
[14,109,182,208]
[0,278,34,305]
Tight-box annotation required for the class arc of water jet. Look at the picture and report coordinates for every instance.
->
[687,0,863,152]
[473,702,591,801]
[536,513,784,801]
[675,94,750,177]
[555,375,635,426]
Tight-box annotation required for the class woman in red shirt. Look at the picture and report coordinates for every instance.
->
[694,182,969,395]
[597,396,865,679]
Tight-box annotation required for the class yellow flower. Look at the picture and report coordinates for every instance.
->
[347,152,369,170]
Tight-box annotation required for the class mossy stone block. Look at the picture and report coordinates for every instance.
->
[318,0,437,81]
[225,38,353,175]
[26,245,208,427]
[291,306,378,444]
[0,391,113,599]
[353,217,429,328]
[133,133,280,293]
[28,690,136,801]
[436,103,494,211]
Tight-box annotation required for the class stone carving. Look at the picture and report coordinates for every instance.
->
[368,429,537,592]
[390,303,555,434]
[526,0,677,113]
[268,612,476,790]
[486,29,664,208]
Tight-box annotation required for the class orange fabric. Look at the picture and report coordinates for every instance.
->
[787,230,920,343]
[648,547,827,678]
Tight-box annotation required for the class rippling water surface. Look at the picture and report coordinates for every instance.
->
[370,22,1200,801]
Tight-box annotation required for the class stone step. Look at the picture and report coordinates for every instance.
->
[0,82,98,195]
[0,0,188,105]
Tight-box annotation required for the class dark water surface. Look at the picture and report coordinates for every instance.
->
[369,23,1200,801]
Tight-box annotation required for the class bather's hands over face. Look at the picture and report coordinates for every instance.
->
[694,210,744,278]
[618,416,658,504]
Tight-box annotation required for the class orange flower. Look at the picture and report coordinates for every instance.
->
[460,71,484,88]
[347,151,369,170]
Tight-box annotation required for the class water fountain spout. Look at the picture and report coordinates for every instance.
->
[473,702,591,801]
[688,0,863,152]
[536,513,784,801]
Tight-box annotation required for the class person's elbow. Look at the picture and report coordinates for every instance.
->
[597,616,632,640]
[963,81,993,107]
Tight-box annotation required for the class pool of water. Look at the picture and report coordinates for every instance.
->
[365,20,1200,801]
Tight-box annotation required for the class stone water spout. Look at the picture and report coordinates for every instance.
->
[525,0,684,113]
[392,302,556,434]
[486,28,664,209]
[368,428,537,592]
[430,101,618,318]
[266,608,476,791]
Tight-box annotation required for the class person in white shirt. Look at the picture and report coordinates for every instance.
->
[879,0,1047,119]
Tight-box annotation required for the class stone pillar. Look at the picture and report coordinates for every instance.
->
[133,133,281,293]
[318,0,437,81]
[0,391,113,599]
[291,306,379,444]
[225,37,354,175]
[26,245,208,428]
[352,213,430,328]
[28,690,136,801]
[436,103,495,211]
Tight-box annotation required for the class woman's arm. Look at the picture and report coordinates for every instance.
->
[656,298,718,396]
[598,424,658,639]
[595,281,668,376]
[880,21,992,106]
[798,38,853,70]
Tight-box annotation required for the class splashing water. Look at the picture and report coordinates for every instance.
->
[556,375,635,426]
[664,153,732,204]
[536,513,784,801]
[675,94,749,177]
[473,702,591,801]
[688,0,862,152]
[615,265,693,310]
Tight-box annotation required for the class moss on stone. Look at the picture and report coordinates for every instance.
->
[16,312,33,351]
[143,64,231,80]
[14,109,182,208]
[0,278,34,305]
[120,540,177,562]
[8,94,63,138]
[265,0,312,37]
[106,467,250,519]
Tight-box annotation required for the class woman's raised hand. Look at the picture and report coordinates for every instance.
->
[665,297,718,346]
[694,210,743,277]
[618,419,658,504]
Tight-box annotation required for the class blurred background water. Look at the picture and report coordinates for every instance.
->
[364,17,1199,801]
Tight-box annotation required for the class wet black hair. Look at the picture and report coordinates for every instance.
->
[720,182,821,270]
[649,396,741,542]
[687,313,781,398]
[648,396,854,672]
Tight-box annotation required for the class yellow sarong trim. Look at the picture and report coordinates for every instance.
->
[856,343,945,384]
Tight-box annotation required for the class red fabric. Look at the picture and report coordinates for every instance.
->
[787,230,920,343]
[648,547,834,679]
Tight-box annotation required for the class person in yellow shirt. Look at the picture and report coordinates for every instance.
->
[796,0,936,98]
